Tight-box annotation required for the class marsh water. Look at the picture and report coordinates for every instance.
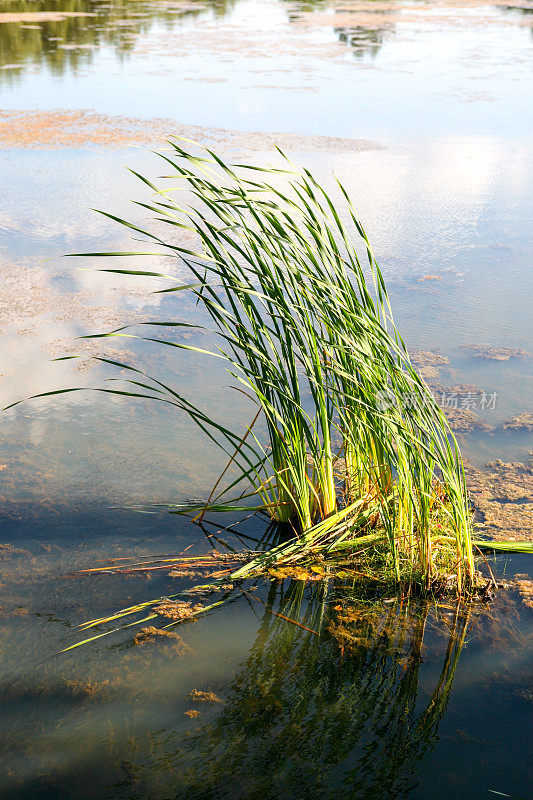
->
[0,0,532,797]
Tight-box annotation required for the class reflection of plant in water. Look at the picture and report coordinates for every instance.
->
[0,0,235,82]
[501,2,533,34]
[335,24,388,59]
[283,0,395,60]
[166,583,470,800]
[0,567,524,800]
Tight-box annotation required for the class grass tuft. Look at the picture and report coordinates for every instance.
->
[70,142,476,590]
[7,142,532,650]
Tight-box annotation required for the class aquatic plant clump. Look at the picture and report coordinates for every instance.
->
[61,142,477,593]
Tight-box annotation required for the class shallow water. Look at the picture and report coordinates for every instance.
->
[0,0,532,797]
[0,512,532,799]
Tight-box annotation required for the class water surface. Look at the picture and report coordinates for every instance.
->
[0,1,531,797]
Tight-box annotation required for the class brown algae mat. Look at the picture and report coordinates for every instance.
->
[467,456,533,542]
[0,109,383,152]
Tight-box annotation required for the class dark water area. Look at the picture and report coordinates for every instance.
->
[0,0,532,796]
[0,504,532,800]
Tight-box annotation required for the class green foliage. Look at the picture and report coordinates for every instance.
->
[7,141,482,592]
[69,142,474,587]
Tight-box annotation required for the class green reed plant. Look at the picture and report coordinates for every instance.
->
[9,141,511,594]
[71,142,474,588]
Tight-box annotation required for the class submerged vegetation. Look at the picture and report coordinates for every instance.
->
[6,142,532,649]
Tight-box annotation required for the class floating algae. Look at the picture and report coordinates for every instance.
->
[503,413,533,431]
[462,344,529,361]
[133,626,190,655]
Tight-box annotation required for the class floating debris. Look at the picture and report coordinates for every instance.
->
[443,407,494,434]
[186,586,211,596]
[462,344,529,361]
[0,109,381,151]
[425,382,498,431]
[0,606,30,619]
[429,382,491,401]
[168,569,199,578]
[0,11,97,22]
[0,542,31,559]
[410,350,450,379]
[466,457,533,541]
[75,552,251,576]
[206,569,233,579]
[512,574,533,609]
[184,709,200,718]
[152,600,204,621]
[513,689,533,702]
[133,626,190,654]
[267,565,324,582]
[188,689,223,703]
[503,413,533,432]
